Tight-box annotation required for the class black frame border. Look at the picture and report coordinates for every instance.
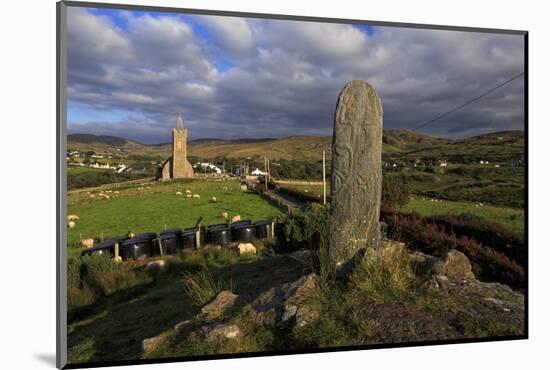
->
[56,1,529,369]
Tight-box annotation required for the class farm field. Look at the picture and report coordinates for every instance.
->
[402,198,524,236]
[68,166,111,175]
[67,179,283,256]
[282,175,524,236]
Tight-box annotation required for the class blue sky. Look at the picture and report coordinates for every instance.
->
[67,6,524,144]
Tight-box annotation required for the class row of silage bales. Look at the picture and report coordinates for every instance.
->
[80,220,275,260]
[81,235,130,258]
[122,232,158,260]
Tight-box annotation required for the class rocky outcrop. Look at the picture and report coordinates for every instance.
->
[201,291,239,319]
[409,249,475,280]
[199,322,241,341]
[250,273,319,327]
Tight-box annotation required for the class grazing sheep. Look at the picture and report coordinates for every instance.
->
[68,221,76,228]
[186,194,192,198]
[79,233,94,249]
[90,194,95,198]
[176,191,182,196]
[67,214,79,222]
[211,196,217,202]
[237,243,256,255]
[231,215,241,223]
[114,190,120,194]
[185,189,192,194]
[192,194,200,199]
[221,212,228,220]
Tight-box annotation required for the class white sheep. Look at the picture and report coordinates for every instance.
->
[231,215,241,223]
[185,189,192,194]
[67,214,80,222]
[176,191,182,196]
[79,233,94,249]
[68,221,76,228]
[192,194,200,199]
[186,194,192,198]
[221,212,228,220]
[212,196,217,202]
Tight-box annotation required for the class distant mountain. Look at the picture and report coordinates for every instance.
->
[67,130,524,162]
[68,134,139,147]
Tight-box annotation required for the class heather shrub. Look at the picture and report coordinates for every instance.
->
[382,212,525,290]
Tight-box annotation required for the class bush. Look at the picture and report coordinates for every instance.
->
[67,254,153,313]
[280,203,329,251]
[382,175,410,211]
[80,254,118,276]
[68,257,83,289]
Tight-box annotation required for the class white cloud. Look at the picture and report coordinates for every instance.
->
[196,15,256,58]
[67,8,524,142]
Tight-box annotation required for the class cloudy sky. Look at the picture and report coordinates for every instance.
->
[66,6,525,144]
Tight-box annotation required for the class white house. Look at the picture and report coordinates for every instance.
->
[251,168,266,176]
[195,162,222,174]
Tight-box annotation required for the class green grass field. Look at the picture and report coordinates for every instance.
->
[68,166,111,175]
[283,180,523,236]
[67,179,282,255]
[402,198,524,236]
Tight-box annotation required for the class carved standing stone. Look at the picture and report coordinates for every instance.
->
[329,80,383,267]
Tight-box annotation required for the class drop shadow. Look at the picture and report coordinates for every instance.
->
[34,353,56,367]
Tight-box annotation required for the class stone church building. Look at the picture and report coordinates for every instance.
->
[156,114,194,180]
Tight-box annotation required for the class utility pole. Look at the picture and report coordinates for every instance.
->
[267,159,270,185]
[264,157,267,191]
[322,149,327,205]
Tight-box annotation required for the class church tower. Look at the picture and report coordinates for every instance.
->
[171,114,194,179]
[157,114,194,180]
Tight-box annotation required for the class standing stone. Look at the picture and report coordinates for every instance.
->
[329,81,383,267]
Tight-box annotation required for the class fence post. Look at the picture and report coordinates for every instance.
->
[158,238,164,257]
[195,227,201,249]
[114,242,122,263]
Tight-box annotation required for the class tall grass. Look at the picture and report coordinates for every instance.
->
[182,268,234,307]
[349,246,416,304]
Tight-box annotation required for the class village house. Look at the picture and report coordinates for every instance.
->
[251,168,266,176]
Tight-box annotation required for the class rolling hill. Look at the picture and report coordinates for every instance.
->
[67,130,524,162]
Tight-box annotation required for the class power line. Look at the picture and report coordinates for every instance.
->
[414,72,525,131]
